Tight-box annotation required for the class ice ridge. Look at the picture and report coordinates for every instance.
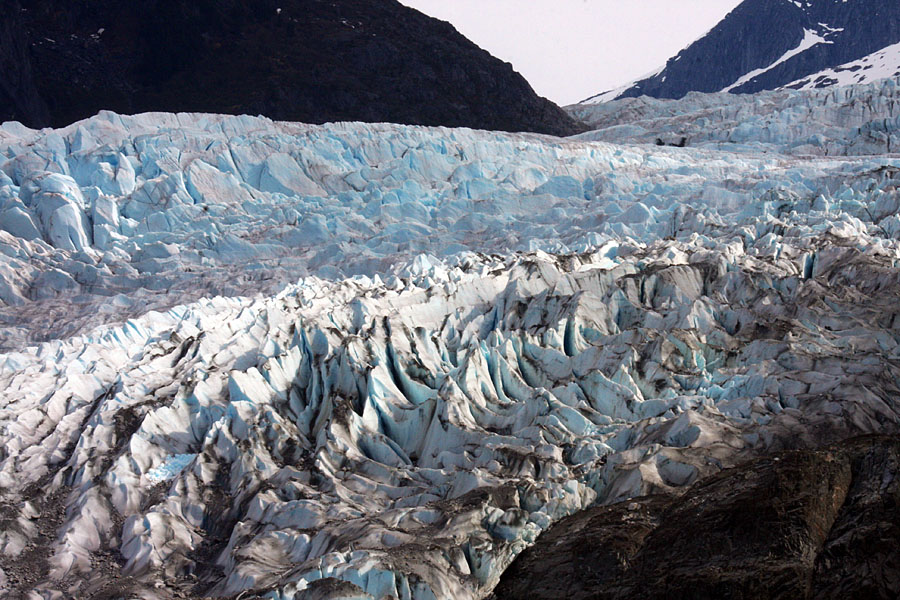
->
[570,76,900,155]
[4,239,900,598]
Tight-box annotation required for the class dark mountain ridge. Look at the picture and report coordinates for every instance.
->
[0,0,580,135]
[587,0,900,103]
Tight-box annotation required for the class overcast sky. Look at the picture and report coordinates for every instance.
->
[398,0,744,105]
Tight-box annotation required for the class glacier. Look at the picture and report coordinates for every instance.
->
[2,79,900,598]
[570,77,900,156]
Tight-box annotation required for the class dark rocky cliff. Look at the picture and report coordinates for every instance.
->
[494,436,900,600]
[1,0,580,136]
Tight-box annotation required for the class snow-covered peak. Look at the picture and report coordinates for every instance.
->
[580,0,900,102]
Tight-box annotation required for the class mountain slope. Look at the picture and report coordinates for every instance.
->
[584,0,900,103]
[0,0,579,136]
[785,40,900,89]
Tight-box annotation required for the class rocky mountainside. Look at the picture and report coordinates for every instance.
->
[584,0,900,103]
[493,435,900,600]
[0,0,579,136]
[787,40,900,90]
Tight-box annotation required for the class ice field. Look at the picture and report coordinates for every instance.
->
[3,80,900,598]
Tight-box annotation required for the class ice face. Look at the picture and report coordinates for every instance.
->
[0,112,640,347]
[2,83,900,598]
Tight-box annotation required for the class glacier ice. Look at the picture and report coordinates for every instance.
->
[3,237,900,599]
[2,103,900,348]
[570,77,900,156]
[2,82,900,598]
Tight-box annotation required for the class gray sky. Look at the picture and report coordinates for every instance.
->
[398,0,744,105]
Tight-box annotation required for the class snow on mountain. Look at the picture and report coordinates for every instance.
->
[3,81,900,598]
[583,0,900,102]
[721,27,834,93]
[784,40,900,89]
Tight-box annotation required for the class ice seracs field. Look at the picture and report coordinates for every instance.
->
[3,77,900,598]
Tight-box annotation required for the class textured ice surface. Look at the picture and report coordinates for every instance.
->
[0,112,632,349]
[146,454,198,483]
[571,77,900,156]
[3,93,900,598]
[3,103,900,347]
[4,238,900,599]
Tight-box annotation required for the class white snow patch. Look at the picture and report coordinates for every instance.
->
[580,63,666,104]
[722,28,832,92]
[782,40,900,90]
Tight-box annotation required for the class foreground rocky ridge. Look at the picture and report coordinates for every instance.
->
[494,435,900,600]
